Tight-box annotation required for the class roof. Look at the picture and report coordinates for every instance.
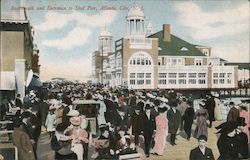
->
[127,5,144,19]
[149,31,206,57]
[225,63,250,70]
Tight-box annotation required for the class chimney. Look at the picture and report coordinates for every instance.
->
[163,24,171,42]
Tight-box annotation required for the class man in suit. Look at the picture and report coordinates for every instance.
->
[227,102,240,122]
[167,100,181,145]
[189,135,215,160]
[141,104,156,158]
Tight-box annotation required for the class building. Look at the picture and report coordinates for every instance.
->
[0,7,39,100]
[92,4,239,90]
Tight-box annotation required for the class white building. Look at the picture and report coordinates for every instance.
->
[92,4,239,90]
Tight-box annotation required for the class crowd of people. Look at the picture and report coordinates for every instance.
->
[0,81,249,160]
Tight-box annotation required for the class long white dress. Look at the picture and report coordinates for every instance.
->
[45,113,56,132]
[214,98,222,121]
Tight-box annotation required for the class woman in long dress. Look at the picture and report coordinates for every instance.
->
[151,106,168,156]
[194,103,209,139]
[214,94,222,121]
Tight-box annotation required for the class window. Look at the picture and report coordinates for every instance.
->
[198,79,206,84]
[213,79,218,84]
[179,79,186,84]
[195,59,202,66]
[141,59,145,65]
[159,73,167,78]
[137,58,140,65]
[189,79,196,84]
[130,80,135,85]
[178,73,186,78]
[130,73,135,78]
[213,73,218,78]
[159,79,166,84]
[198,73,206,78]
[168,73,177,78]
[168,79,176,84]
[219,79,225,84]
[188,73,196,78]
[137,80,144,85]
[227,73,232,84]
[146,80,151,84]
[219,73,225,78]
[146,73,151,78]
[137,73,144,78]
[148,60,151,65]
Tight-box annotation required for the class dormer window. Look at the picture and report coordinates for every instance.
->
[180,47,188,51]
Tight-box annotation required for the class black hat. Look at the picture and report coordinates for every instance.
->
[237,117,247,126]
[99,124,109,133]
[229,101,235,105]
[137,101,144,108]
[216,121,237,134]
[158,106,168,113]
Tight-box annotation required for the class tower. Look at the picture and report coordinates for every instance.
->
[126,4,145,37]
[98,30,113,56]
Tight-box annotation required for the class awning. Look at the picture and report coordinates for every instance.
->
[0,71,16,90]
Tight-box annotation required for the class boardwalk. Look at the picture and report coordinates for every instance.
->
[37,121,223,160]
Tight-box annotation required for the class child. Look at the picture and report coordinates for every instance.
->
[45,106,56,138]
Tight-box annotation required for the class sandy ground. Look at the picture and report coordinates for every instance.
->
[36,120,224,160]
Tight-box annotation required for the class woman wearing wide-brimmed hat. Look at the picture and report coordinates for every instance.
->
[194,102,209,139]
[151,106,168,156]
[216,121,238,160]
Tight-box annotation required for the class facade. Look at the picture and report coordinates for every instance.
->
[92,4,238,90]
[0,7,39,100]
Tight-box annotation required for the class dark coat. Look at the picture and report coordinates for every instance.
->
[113,111,129,132]
[189,146,215,160]
[235,132,249,159]
[15,98,23,108]
[141,112,156,135]
[12,127,36,160]
[227,107,240,122]
[167,108,181,134]
[183,107,195,131]
[205,97,215,122]
[217,135,239,160]
[130,111,141,136]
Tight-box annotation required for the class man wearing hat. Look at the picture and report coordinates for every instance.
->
[130,106,142,146]
[113,107,129,132]
[234,117,249,159]
[227,101,240,122]
[141,104,156,158]
[167,100,181,146]
[216,121,238,160]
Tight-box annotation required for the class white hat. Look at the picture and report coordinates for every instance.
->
[67,110,80,117]
[147,93,156,99]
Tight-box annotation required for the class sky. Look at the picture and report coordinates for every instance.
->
[1,0,249,82]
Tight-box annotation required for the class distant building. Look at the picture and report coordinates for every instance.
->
[0,7,39,99]
[92,4,239,90]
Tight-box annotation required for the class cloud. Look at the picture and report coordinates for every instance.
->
[40,56,92,82]
[174,2,249,40]
[34,10,117,31]
[42,27,91,50]
[35,10,117,50]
